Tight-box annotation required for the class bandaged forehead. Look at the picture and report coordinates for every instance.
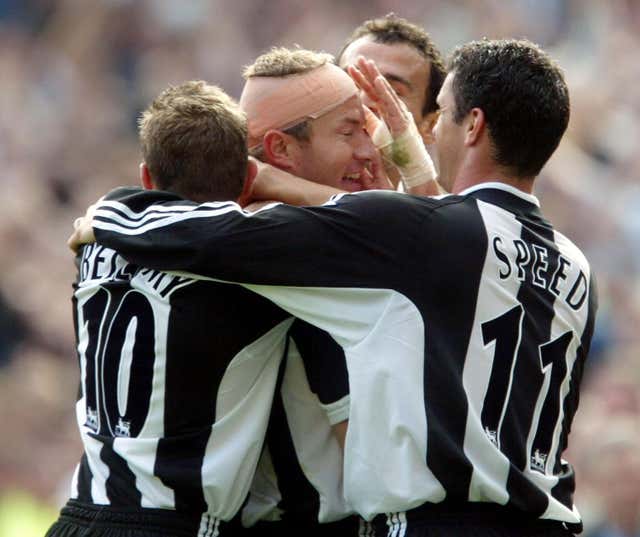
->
[240,63,358,149]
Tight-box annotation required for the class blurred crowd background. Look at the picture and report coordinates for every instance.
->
[1,0,639,535]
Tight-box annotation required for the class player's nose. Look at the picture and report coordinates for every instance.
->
[354,129,377,161]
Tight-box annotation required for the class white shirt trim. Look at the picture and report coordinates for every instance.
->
[321,394,350,425]
[458,182,540,207]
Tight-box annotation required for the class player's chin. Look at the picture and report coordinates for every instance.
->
[340,177,365,192]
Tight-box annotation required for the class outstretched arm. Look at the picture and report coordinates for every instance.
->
[243,158,344,209]
[76,187,419,287]
[68,187,431,350]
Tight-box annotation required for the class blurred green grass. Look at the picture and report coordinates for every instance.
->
[0,491,58,537]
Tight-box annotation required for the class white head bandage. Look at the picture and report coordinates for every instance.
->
[240,63,358,149]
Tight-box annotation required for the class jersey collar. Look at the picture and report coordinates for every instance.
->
[457,182,540,207]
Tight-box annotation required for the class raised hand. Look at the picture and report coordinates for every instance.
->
[348,56,441,194]
[348,56,413,136]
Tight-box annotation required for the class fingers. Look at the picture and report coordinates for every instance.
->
[69,216,88,252]
[355,56,380,89]
[67,227,81,254]
[374,75,406,116]
[372,78,410,135]
[351,56,411,136]
[372,70,411,117]
[68,202,100,253]
[358,56,408,115]
[362,151,394,191]
[348,65,377,104]
[348,58,381,106]
[363,105,382,137]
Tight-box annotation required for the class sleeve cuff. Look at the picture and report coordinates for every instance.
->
[320,394,350,425]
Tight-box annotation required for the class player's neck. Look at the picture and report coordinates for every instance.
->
[452,162,534,195]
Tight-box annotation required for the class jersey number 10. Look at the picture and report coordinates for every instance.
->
[79,286,157,438]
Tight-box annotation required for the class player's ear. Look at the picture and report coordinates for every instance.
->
[236,159,258,207]
[464,107,485,146]
[262,129,301,171]
[140,162,155,190]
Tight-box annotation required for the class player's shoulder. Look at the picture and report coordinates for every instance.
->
[325,191,481,241]
[101,186,226,213]
[103,186,185,207]
[330,189,471,212]
[552,227,592,274]
[104,185,144,202]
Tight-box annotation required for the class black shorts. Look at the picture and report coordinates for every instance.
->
[235,514,365,537]
[45,500,244,537]
[371,502,580,537]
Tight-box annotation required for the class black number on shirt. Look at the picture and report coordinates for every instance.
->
[481,305,573,472]
[480,305,523,446]
[81,287,156,438]
[530,330,572,472]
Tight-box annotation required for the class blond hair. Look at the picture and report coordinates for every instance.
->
[243,47,334,79]
[139,80,248,202]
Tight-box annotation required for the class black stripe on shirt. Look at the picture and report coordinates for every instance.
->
[76,453,93,502]
[550,271,597,512]
[421,198,488,499]
[154,281,288,512]
[502,212,559,516]
[289,320,349,405]
[267,338,321,523]
[99,435,142,507]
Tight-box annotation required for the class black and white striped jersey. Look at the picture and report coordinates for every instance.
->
[69,188,292,528]
[241,320,353,528]
[92,182,597,525]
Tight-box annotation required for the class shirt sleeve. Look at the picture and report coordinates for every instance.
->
[320,395,350,425]
[94,189,425,285]
[92,188,433,349]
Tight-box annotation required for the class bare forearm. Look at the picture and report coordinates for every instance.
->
[332,420,348,450]
[407,178,445,196]
[251,161,342,206]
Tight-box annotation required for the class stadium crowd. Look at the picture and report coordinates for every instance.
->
[0,0,638,535]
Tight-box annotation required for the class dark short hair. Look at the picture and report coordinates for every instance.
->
[449,39,570,178]
[139,81,248,202]
[338,13,446,116]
